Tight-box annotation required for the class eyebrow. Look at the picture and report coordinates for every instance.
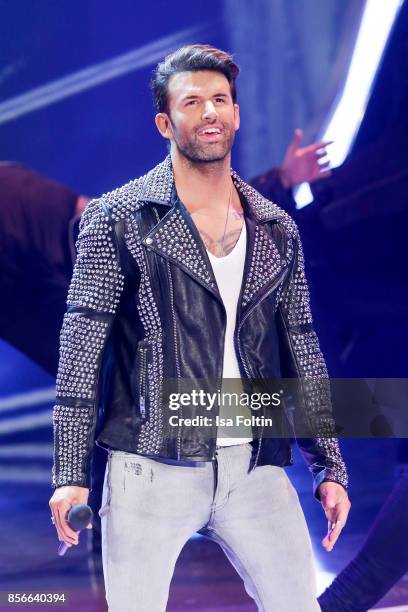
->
[181,92,230,102]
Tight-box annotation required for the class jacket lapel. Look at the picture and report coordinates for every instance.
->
[237,214,290,321]
[137,156,221,301]
[141,200,221,301]
[230,170,293,317]
[136,155,291,313]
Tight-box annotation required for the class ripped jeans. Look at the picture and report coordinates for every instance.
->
[99,443,321,612]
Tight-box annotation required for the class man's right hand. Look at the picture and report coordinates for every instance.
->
[49,486,91,547]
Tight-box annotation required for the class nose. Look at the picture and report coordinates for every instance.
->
[202,100,218,121]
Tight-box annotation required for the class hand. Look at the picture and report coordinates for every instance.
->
[318,481,351,552]
[49,486,92,547]
[74,195,92,217]
[280,128,333,188]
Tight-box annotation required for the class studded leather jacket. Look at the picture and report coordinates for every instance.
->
[51,155,348,498]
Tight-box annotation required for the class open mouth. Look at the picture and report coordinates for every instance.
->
[197,127,224,141]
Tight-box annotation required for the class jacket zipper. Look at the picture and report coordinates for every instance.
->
[213,310,227,459]
[161,216,227,460]
[166,260,183,460]
[235,268,289,469]
[182,205,227,462]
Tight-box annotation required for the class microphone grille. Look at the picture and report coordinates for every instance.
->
[67,504,93,531]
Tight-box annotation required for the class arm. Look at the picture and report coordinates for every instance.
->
[276,216,348,499]
[277,217,351,550]
[49,197,125,544]
[52,197,124,488]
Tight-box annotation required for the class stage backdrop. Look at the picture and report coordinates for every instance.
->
[0,0,362,194]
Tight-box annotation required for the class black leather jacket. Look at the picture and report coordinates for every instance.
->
[52,155,348,498]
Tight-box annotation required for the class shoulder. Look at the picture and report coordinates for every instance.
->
[78,174,148,231]
[245,182,301,259]
[244,179,300,242]
[274,207,300,241]
[233,170,299,237]
[101,174,148,221]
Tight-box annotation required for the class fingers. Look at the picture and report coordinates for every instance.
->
[286,128,304,156]
[318,160,331,170]
[321,499,351,552]
[300,143,332,179]
[308,158,332,184]
[299,143,333,157]
[303,143,332,168]
[57,503,79,545]
[50,500,78,546]
[323,502,350,551]
[309,140,334,151]
[293,128,303,147]
[316,150,331,160]
[322,517,343,551]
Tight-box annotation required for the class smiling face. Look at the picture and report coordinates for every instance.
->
[155,70,240,164]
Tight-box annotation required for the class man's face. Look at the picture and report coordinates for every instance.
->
[156,70,240,163]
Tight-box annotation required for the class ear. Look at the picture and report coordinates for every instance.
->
[155,113,173,140]
[233,103,240,132]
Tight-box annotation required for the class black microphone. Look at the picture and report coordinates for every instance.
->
[57,504,93,556]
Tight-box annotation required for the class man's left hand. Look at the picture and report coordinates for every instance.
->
[318,481,351,552]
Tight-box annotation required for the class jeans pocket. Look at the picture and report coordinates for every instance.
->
[98,455,112,518]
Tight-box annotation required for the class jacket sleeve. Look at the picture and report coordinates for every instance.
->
[51,198,125,489]
[277,216,348,500]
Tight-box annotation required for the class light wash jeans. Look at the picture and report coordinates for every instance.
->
[99,442,320,612]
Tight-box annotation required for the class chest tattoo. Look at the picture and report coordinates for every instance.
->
[199,226,243,258]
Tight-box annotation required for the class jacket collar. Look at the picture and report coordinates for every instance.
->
[139,154,286,223]
[137,155,291,317]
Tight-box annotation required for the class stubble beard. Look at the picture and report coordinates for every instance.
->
[172,123,235,165]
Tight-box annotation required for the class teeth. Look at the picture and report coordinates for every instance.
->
[202,128,220,134]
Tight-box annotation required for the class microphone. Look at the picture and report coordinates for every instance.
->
[57,504,93,556]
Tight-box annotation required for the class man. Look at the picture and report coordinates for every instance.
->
[0,134,333,586]
[49,44,350,611]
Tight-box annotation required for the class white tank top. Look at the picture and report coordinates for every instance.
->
[206,222,253,446]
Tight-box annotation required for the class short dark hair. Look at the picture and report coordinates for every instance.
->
[151,44,240,114]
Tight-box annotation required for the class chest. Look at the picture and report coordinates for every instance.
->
[190,209,244,258]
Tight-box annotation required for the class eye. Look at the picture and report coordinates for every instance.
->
[215,97,226,103]
[186,100,197,106]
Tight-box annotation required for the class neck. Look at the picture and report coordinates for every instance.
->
[171,148,233,214]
